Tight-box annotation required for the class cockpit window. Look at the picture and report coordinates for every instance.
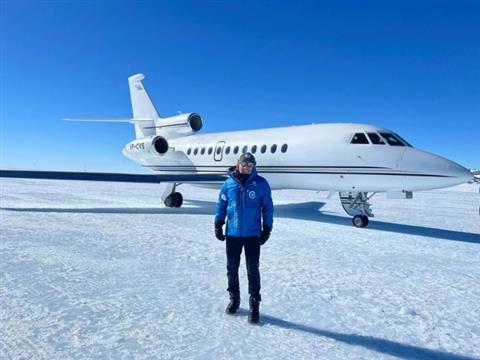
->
[392,133,413,147]
[379,132,407,146]
[367,132,385,144]
[350,133,369,144]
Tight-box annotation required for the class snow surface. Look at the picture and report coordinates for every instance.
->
[1,179,479,360]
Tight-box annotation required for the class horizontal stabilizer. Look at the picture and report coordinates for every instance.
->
[63,118,154,123]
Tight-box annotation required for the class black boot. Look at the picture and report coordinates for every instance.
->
[248,294,261,324]
[225,292,240,314]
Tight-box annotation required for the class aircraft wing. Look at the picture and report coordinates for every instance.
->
[0,170,227,183]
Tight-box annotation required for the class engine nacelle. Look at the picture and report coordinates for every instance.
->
[123,135,170,160]
[156,112,203,137]
[152,136,169,154]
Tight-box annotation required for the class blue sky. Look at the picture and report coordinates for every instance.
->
[1,0,479,172]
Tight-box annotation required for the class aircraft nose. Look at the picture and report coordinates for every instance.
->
[445,161,474,183]
[401,149,473,187]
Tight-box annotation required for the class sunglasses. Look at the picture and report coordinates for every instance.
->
[239,161,255,168]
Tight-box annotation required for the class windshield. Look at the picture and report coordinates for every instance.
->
[350,133,369,144]
[379,132,410,146]
[367,132,386,144]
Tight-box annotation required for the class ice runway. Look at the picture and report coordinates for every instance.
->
[1,179,479,359]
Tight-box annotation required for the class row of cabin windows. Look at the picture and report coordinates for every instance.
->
[350,132,412,147]
[186,143,288,156]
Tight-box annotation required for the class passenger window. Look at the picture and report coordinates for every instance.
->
[271,144,277,153]
[367,133,385,145]
[201,147,205,155]
[242,145,248,154]
[251,145,257,154]
[281,144,288,153]
[208,147,213,155]
[216,147,221,155]
[225,146,231,154]
[379,132,405,146]
[233,146,239,154]
[261,145,267,153]
[187,148,191,155]
[350,133,369,144]
[194,148,198,155]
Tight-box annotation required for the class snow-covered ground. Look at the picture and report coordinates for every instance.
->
[1,179,479,359]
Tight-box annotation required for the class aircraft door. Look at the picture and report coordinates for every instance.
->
[214,141,225,162]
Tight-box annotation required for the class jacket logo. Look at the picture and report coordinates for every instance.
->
[248,191,256,199]
[221,194,227,201]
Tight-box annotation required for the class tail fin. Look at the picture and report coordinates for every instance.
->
[128,74,159,139]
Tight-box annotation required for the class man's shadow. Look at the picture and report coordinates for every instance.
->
[230,309,476,359]
[3,199,478,244]
[253,312,476,360]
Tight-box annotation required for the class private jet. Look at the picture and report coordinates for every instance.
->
[1,74,475,227]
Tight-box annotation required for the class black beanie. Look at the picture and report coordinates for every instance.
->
[238,152,256,165]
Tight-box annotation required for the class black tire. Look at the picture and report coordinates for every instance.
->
[164,194,175,208]
[353,215,369,228]
[361,215,369,227]
[173,192,183,208]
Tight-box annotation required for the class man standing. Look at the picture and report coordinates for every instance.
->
[214,152,274,324]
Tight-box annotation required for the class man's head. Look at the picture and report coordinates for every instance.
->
[237,152,256,175]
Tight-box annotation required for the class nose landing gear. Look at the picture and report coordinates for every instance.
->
[339,191,375,228]
[352,214,369,228]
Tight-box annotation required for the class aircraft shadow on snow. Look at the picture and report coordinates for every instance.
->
[2,200,479,244]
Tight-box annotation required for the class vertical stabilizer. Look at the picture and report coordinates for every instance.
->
[128,74,159,138]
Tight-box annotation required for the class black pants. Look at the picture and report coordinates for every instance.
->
[226,236,261,296]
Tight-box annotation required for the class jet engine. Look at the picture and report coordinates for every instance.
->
[123,135,170,161]
[155,113,203,137]
[152,136,169,154]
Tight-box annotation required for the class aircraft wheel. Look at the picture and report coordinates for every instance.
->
[173,192,183,208]
[164,192,183,208]
[353,215,369,228]
[164,194,175,208]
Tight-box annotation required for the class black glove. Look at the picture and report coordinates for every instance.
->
[215,220,226,241]
[259,224,272,245]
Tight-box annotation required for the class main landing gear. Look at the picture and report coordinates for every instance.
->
[339,191,375,228]
[162,183,183,208]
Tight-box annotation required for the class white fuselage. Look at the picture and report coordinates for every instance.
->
[123,123,473,192]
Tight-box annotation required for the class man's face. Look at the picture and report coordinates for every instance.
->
[238,161,254,175]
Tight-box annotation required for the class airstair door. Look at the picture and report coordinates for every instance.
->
[214,141,225,162]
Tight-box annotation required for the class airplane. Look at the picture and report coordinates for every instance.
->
[1,73,476,227]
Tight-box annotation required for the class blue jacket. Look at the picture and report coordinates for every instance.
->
[215,167,274,237]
